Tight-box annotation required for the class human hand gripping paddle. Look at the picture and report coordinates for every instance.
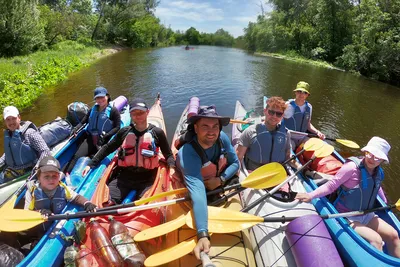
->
[288,130,360,149]
[137,198,400,266]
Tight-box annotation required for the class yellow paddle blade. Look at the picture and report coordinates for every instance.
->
[241,163,287,189]
[335,139,360,149]
[313,144,335,158]
[1,209,44,232]
[134,188,188,206]
[186,206,263,233]
[0,195,17,211]
[134,214,186,242]
[303,138,324,151]
[395,199,400,210]
[145,236,197,266]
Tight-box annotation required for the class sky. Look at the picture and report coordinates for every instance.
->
[154,0,272,38]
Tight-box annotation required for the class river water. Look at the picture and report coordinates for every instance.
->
[6,46,400,202]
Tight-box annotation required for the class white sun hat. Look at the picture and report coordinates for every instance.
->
[361,136,391,163]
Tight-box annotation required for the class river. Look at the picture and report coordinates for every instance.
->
[6,46,400,202]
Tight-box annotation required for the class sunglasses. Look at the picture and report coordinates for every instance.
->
[296,91,309,95]
[365,152,383,162]
[267,109,284,118]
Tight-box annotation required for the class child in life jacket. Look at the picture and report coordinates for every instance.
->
[25,156,97,223]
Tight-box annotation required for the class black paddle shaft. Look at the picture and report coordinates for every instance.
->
[241,158,314,212]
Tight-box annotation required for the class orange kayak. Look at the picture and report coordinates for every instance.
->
[83,94,170,256]
[162,103,256,267]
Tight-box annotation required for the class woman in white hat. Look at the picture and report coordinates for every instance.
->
[296,136,400,257]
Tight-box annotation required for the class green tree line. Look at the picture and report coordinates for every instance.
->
[242,0,400,86]
[0,0,235,58]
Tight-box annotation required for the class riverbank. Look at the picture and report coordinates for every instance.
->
[255,51,345,72]
[0,41,122,112]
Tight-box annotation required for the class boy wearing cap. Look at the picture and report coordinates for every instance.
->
[25,156,97,217]
[283,81,325,146]
[173,105,240,260]
[82,97,175,205]
[296,137,400,257]
[0,106,50,184]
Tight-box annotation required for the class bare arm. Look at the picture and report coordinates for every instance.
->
[236,145,248,162]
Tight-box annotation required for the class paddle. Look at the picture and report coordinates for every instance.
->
[241,143,334,212]
[201,252,216,267]
[190,201,400,233]
[230,119,253,125]
[210,138,324,206]
[0,163,288,232]
[288,130,360,149]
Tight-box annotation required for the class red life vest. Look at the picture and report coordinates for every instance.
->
[117,128,159,169]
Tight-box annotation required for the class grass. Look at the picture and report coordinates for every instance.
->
[0,41,117,111]
[255,51,344,71]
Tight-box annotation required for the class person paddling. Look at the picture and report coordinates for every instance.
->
[0,106,50,184]
[173,105,240,260]
[296,137,400,257]
[283,81,325,147]
[82,98,175,205]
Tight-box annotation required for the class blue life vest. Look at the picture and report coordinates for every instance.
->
[29,182,71,214]
[87,104,113,136]
[283,99,311,132]
[245,123,287,169]
[335,157,384,211]
[4,121,38,168]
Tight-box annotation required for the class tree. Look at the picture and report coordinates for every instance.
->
[185,27,201,45]
[0,0,44,56]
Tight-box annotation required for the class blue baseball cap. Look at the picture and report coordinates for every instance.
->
[129,98,148,112]
[93,87,108,99]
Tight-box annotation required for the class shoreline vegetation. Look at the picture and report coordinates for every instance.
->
[0,41,121,112]
[254,51,345,72]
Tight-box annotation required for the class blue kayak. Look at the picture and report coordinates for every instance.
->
[17,96,131,267]
[299,150,400,267]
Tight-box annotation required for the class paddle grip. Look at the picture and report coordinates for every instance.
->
[200,252,216,267]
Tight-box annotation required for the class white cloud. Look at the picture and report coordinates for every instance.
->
[233,16,258,23]
[156,1,224,22]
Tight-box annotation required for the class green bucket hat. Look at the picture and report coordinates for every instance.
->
[293,81,310,94]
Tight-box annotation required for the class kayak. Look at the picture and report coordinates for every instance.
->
[16,96,131,267]
[164,102,256,266]
[80,93,170,260]
[299,144,400,266]
[232,100,321,267]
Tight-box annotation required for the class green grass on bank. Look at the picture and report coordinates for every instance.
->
[255,51,344,72]
[0,41,115,111]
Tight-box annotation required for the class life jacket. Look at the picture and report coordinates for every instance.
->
[295,143,343,175]
[245,123,287,169]
[334,157,384,211]
[29,181,72,214]
[4,121,38,168]
[87,104,113,137]
[175,136,228,181]
[117,125,160,169]
[283,99,311,132]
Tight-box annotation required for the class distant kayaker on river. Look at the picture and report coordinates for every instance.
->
[296,137,400,258]
[67,87,121,172]
[0,106,50,184]
[82,98,175,205]
[283,81,325,147]
[173,105,240,260]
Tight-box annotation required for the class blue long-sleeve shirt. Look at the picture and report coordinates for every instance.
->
[177,131,239,234]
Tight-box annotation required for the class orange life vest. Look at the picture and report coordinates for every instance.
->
[117,129,160,169]
[174,138,227,181]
